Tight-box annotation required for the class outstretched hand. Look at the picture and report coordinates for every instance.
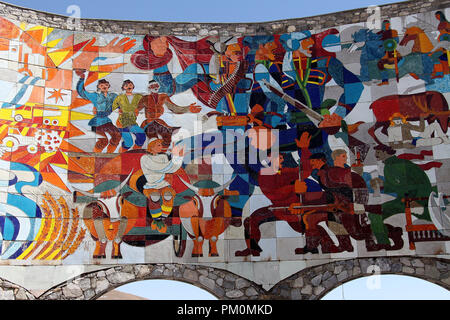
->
[75,69,86,78]
[295,132,311,149]
[189,103,202,113]
[172,145,185,157]
[370,177,384,189]
[295,180,307,193]
[318,113,343,128]
[100,37,137,54]
[73,37,136,70]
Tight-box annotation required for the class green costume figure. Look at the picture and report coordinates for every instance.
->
[382,156,432,218]
[368,145,433,245]
[112,80,146,150]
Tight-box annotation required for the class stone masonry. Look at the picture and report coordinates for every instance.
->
[0,257,447,300]
[0,0,447,36]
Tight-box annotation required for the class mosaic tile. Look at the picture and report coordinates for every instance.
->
[0,9,447,274]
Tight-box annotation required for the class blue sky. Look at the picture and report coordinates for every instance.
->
[115,275,450,300]
[322,275,450,300]
[113,275,450,300]
[2,0,449,300]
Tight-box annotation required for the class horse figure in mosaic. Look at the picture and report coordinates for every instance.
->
[351,27,441,84]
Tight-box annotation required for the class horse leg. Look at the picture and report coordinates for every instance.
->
[235,207,274,257]
[111,241,122,259]
[108,217,127,259]
[336,235,354,252]
[190,217,203,257]
[209,236,219,257]
[319,226,342,253]
[93,241,107,259]
[307,214,340,254]
[192,237,204,257]
[93,219,107,258]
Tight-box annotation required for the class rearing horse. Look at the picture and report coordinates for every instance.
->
[351,27,441,84]
[400,26,448,80]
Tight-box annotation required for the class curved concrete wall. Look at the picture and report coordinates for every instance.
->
[0,0,448,36]
[0,0,447,293]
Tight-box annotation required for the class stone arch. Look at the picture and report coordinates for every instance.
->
[17,257,450,300]
[38,264,267,300]
[269,257,450,300]
[0,277,36,300]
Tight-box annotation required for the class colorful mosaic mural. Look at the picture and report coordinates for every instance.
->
[0,8,448,269]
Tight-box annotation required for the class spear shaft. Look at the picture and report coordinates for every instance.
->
[260,79,324,125]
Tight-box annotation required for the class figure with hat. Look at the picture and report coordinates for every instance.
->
[112,80,147,151]
[75,69,122,153]
[235,132,356,257]
[137,80,202,136]
[140,136,185,232]
[137,80,201,150]
[137,78,202,152]
[364,144,430,249]
[433,11,450,78]
[234,150,305,257]
[376,20,402,86]
[207,37,251,113]
[276,29,364,154]
[294,144,358,254]
[130,35,216,108]
[242,35,292,129]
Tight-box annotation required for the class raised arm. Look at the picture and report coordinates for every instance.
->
[163,95,201,114]
[75,70,97,103]
[404,116,425,133]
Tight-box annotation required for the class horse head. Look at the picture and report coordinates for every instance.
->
[400,26,433,53]
[350,29,384,58]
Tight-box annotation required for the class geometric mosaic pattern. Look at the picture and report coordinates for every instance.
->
[0,8,448,287]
